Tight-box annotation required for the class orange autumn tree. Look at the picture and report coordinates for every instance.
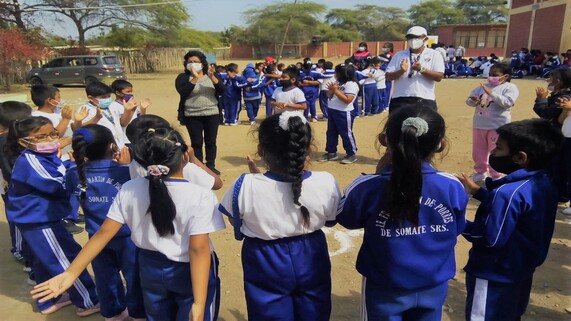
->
[0,28,49,90]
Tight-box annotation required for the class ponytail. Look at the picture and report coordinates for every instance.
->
[383,105,445,226]
[284,116,311,228]
[72,135,88,203]
[386,125,423,225]
[132,127,187,237]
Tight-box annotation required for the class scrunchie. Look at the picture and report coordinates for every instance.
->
[278,111,307,131]
[147,165,170,177]
[401,117,429,137]
[73,128,94,144]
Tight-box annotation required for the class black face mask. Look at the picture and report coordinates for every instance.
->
[489,154,520,174]
[281,80,293,88]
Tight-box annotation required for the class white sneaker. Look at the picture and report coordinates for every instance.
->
[561,207,571,216]
[469,172,487,182]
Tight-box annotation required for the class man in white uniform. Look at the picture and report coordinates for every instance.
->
[385,26,445,113]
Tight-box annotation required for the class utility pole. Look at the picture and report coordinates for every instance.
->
[276,0,298,63]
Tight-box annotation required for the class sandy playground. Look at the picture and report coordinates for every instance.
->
[0,59,569,321]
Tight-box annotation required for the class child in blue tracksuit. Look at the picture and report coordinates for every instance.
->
[262,64,279,116]
[357,59,381,116]
[379,54,392,112]
[243,64,264,125]
[66,124,145,321]
[318,61,335,119]
[222,63,248,125]
[337,105,468,321]
[32,127,226,321]
[218,112,340,321]
[458,119,563,321]
[6,116,99,316]
[298,59,324,121]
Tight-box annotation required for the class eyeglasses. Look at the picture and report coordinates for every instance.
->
[23,131,59,142]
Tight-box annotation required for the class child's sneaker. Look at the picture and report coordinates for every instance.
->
[469,172,487,182]
[317,153,338,162]
[40,294,71,315]
[76,303,100,317]
[22,266,31,273]
[26,271,36,286]
[12,252,24,262]
[104,308,129,321]
[64,220,84,234]
[340,155,357,164]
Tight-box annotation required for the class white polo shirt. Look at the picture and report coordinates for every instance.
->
[80,102,126,147]
[218,171,340,240]
[271,86,307,114]
[107,177,225,262]
[328,81,359,112]
[386,48,445,101]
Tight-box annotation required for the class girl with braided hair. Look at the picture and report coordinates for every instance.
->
[65,124,145,321]
[218,111,341,321]
[32,127,226,321]
[337,105,468,321]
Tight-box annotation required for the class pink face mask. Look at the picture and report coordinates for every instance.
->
[33,141,59,154]
[487,76,503,86]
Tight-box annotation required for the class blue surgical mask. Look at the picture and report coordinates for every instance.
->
[98,97,113,109]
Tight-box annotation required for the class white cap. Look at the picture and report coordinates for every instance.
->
[406,26,427,37]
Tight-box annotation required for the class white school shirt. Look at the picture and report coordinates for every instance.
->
[562,115,571,138]
[80,102,126,147]
[107,177,225,262]
[328,81,359,112]
[218,171,341,240]
[271,86,307,114]
[374,69,386,89]
[128,160,215,189]
[32,110,72,161]
[386,48,445,101]
[109,100,141,145]
[358,68,378,86]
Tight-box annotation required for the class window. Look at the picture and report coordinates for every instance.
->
[455,29,506,48]
[47,58,64,68]
[103,56,119,64]
[65,58,83,67]
[84,58,98,65]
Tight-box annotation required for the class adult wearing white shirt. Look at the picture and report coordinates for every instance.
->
[385,26,445,113]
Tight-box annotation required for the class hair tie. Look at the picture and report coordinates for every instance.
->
[73,128,94,144]
[278,111,307,131]
[401,117,429,137]
[148,128,155,133]
[147,165,170,177]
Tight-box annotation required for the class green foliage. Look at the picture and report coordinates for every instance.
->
[408,0,465,34]
[240,1,327,46]
[455,0,508,24]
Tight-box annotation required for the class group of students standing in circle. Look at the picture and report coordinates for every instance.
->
[0,24,567,321]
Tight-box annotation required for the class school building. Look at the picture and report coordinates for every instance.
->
[437,24,507,57]
[506,0,571,54]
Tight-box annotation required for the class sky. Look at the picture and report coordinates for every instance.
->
[47,0,423,38]
[184,0,421,31]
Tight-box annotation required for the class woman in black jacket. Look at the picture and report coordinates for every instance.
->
[175,50,225,175]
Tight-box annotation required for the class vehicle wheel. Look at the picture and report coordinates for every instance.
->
[84,76,97,85]
[30,77,42,85]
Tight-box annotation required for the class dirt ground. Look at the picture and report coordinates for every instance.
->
[0,59,569,321]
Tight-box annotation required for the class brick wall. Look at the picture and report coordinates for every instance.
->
[531,4,566,52]
[506,11,533,51]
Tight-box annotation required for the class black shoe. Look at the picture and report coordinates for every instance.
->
[76,214,85,224]
[64,220,84,234]
[206,164,221,175]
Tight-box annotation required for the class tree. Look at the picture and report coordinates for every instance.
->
[455,0,508,24]
[408,0,464,34]
[0,0,29,30]
[240,2,327,47]
[0,28,48,90]
[324,5,409,41]
[19,0,189,46]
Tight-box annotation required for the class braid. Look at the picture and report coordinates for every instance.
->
[72,137,88,203]
[284,117,311,228]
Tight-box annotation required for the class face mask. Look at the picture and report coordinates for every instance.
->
[54,100,64,113]
[33,140,59,154]
[123,94,133,102]
[98,97,113,109]
[487,76,503,86]
[408,38,424,50]
[189,62,202,73]
[382,48,389,53]
[280,80,293,88]
[547,84,555,92]
[489,154,520,174]
[358,46,366,51]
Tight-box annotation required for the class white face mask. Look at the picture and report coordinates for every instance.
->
[358,46,366,51]
[187,62,202,73]
[408,38,425,50]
